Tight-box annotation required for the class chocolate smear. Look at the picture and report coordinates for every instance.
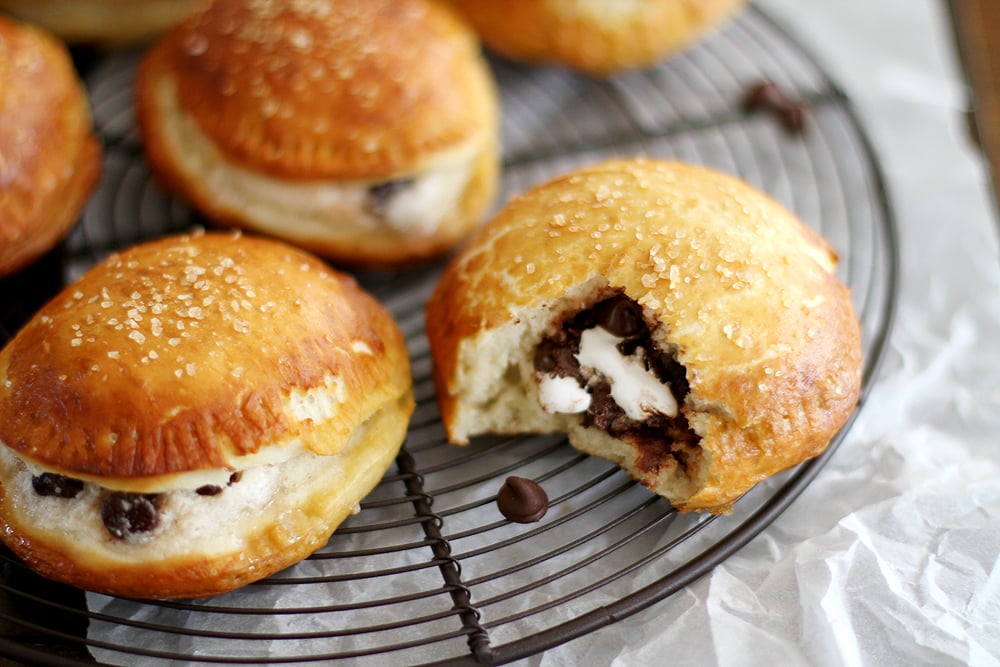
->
[497,476,549,523]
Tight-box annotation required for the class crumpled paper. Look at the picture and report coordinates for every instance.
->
[84,0,1000,664]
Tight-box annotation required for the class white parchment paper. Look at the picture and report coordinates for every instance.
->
[535,1,1000,665]
[84,0,1000,665]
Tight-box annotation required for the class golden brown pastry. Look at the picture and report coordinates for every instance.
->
[0,14,101,278]
[136,0,499,268]
[445,0,746,76]
[0,0,209,47]
[0,231,414,599]
[425,159,862,513]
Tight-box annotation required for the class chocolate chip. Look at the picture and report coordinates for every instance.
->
[778,104,805,134]
[367,179,414,216]
[742,81,806,134]
[617,336,642,357]
[101,492,160,539]
[594,296,644,337]
[194,472,240,497]
[31,473,84,499]
[497,476,549,523]
[743,81,786,111]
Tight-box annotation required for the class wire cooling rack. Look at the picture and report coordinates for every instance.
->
[0,5,898,665]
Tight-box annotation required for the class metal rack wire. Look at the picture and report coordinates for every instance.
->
[0,5,898,665]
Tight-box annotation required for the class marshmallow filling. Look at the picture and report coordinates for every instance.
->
[533,294,700,475]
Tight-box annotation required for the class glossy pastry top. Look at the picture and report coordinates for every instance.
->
[0,232,412,487]
[140,0,496,179]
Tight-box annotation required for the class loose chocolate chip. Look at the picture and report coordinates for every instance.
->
[594,296,644,337]
[31,473,84,499]
[778,104,805,134]
[101,492,160,539]
[497,476,549,523]
[743,81,786,111]
[228,471,242,485]
[742,81,806,134]
[367,179,414,216]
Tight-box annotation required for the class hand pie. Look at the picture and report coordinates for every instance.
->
[444,0,746,76]
[425,159,862,513]
[136,0,499,267]
[0,14,101,278]
[0,232,414,598]
[0,0,208,46]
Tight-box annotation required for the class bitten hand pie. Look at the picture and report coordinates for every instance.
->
[0,232,414,599]
[444,0,746,76]
[425,159,862,513]
[136,0,499,268]
[0,14,101,278]
[0,0,208,47]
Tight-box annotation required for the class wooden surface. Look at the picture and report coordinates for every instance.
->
[949,0,1000,209]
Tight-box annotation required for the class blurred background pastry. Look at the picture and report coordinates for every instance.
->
[0,0,208,47]
[0,14,101,278]
[445,0,747,76]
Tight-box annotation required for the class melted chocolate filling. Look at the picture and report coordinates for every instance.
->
[534,294,700,475]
